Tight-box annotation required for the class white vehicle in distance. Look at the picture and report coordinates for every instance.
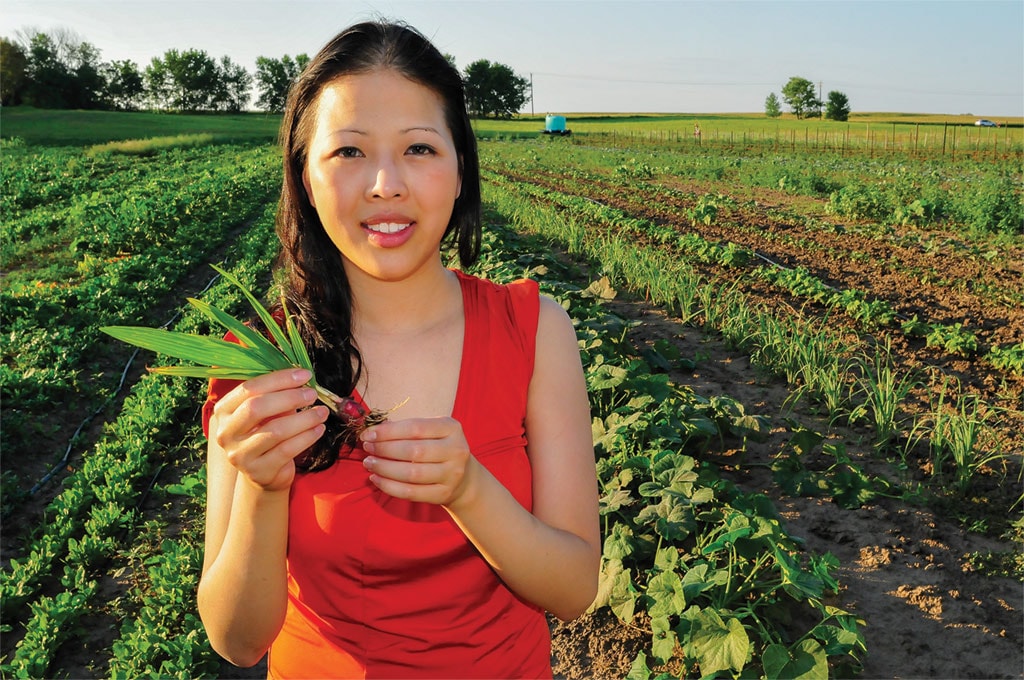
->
[974,119,998,127]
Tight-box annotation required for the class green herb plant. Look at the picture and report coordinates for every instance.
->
[101,264,380,442]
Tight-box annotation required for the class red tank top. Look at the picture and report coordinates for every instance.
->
[202,271,551,679]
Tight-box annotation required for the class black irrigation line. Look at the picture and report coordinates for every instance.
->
[571,189,915,325]
[29,271,223,496]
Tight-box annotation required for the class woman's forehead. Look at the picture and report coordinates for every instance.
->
[312,70,447,125]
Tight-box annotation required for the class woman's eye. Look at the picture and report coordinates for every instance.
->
[407,144,435,156]
[336,147,363,158]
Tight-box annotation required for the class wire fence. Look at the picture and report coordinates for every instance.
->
[573,123,1024,161]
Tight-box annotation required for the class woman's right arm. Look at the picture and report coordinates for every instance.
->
[197,368,329,667]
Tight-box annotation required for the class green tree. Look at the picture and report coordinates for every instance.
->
[101,59,143,110]
[781,76,820,119]
[216,55,252,112]
[825,90,851,122]
[143,55,172,109]
[462,59,529,118]
[0,38,27,106]
[764,92,782,118]
[20,28,104,109]
[145,48,220,111]
[68,40,104,108]
[254,54,307,113]
[22,30,70,108]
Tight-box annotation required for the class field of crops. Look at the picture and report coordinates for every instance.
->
[1,111,1021,678]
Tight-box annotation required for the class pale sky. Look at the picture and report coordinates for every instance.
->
[2,0,1022,116]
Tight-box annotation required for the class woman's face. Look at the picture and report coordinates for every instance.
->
[302,69,462,284]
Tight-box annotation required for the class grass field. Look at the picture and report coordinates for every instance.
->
[0,107,282,146]
[3,106,1021,149]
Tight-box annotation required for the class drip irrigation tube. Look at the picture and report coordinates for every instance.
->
[29,271,222,496]
[577,192,911,323]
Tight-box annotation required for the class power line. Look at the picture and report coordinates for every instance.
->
[530,72,774,88]
[530,71,1022,98]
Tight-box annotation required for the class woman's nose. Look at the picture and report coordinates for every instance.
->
[368,159,405,199]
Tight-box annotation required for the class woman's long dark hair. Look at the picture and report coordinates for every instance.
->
[274,21,481,471]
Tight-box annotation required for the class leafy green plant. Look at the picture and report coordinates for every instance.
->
[955,172,1024,236]
[902,316,980,357]
[615,158,657,179]
[827,183,888,221]
[687,193,725,227]
[893,197,943,226]
[924,323,978,357]
[772,426,901,509]
[987,342,1024,376]
[100,264,391,444]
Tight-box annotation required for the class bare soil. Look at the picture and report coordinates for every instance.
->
[549,295,1023,680]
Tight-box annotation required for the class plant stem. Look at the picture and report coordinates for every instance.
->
[312,383,345,416]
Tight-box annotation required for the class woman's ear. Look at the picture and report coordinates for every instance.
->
[302,167,317,208]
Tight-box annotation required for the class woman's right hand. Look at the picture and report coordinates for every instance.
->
[209,368,329,492]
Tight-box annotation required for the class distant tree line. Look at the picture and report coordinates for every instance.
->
[1,28,530,117]
[764,76,850,121]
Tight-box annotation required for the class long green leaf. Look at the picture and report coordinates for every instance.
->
[282,296,314,373]
[99,326,284,372]
[148,365,270,380]
[186,296,284,364]
[211,264,297,366]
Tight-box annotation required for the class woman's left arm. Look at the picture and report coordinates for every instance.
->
[360,295,601,620]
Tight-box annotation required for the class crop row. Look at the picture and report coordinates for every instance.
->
[482,178,1012,494]
[1,143,280,485]
[484,145,1024,314]
[482,168,1022,378]
[0,202,282,677]
[487,138,1023,236]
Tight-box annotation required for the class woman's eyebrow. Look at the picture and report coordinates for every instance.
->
[402,126,442,135]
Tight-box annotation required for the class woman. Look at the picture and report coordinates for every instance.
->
[197,20,599,679]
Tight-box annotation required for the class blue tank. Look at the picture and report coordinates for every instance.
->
[543,115,570,135]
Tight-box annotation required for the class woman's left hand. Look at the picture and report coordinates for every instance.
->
[360,417,477,506]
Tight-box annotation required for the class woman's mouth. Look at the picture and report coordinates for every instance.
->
[363,220,415,247]
[365,222,411,234]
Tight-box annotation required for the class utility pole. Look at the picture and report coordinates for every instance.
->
[818,81,823,119]
[530,73,534,116]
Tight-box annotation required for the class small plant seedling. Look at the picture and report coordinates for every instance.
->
[101,264,394,444]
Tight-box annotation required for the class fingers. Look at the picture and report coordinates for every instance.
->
[362,449,469,505]
[233,404,329,463]
[209,368,329,490]
[359,417,473,505]
[213,368,314,428]
[360,416,455,447]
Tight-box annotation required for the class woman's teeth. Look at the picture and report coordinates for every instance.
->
[367,222,410,234]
